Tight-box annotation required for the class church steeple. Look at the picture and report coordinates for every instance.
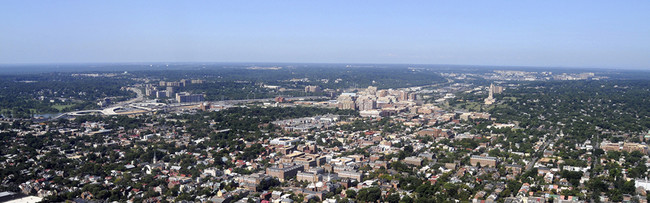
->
[489,83,494,99]
[484,83,496,105]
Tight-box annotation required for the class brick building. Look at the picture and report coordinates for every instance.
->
[470,155,498,167]
[266,164,304,182]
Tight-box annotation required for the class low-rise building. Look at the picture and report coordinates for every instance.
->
[338,170,363,181]
[470,155,498,167]
[296,171,320,183]
[270,137,301,146]
[404,156,423,166]
[266,164,304,182]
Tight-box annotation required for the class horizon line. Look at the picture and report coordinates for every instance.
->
[0,61,647,71]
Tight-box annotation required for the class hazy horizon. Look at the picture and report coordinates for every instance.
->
[1,62,649,75]
[2,1,649,69]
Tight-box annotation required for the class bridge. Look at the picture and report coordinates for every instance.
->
[52,110,103,119]
[51,88,161,120]
[53,105,153,119]
[51,91,328,120]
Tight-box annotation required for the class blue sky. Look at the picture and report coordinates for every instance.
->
[1,1,649,69]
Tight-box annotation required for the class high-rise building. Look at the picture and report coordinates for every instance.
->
[176,93,205,103]
[491,83,504,94]
[408,93,417,101]
[159,81,182,87]
[166,87,174,97]
[398,91,408,101]
[156,91,168,98]
[337,95,356,110]
[489,84,494,98]
[367,86,378,95]
[166,81,181,87]
[484,83,496,105]
[305,85,321,93]
[145,86,156,96]
[376,90,388,97]
[339,100,356,110]
[356,97,376,111]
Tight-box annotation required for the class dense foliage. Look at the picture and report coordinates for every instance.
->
[0,73,134,118]
[130,65,446,90]
[490,80,650,140]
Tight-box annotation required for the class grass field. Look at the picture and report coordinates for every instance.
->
[502,97,518,102]
[52,104,75,111]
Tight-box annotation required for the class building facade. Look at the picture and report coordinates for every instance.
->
[470,155,498,167]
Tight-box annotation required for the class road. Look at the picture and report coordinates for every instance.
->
[109,87,144,108]
[52,87,145,119]
[525,136,555,172]
[206,96,330,105]
[53,93,329,119]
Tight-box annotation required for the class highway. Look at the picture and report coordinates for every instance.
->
[206,96,330,106]
[109,87,145,108]
[52,87,145,119]
[52,90,330,120]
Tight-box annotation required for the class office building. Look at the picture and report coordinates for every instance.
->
[176,93,205,103]
[305,85,321,93]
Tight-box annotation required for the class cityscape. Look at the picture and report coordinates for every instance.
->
[1,1,650,203]
[1,66,650,203]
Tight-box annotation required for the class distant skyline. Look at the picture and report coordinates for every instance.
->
[1,1,649,69]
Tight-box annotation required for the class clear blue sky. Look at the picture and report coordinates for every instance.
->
[1,1,649,69]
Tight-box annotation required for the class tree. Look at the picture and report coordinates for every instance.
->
[488,149,501,157]
[399,195,414,203]
[307,196,321,203]
[622,180,636,195]
[346,189,357,199]
[357,187,381,202]
[386,193,401,203]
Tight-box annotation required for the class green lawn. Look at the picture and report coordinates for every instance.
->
[52,104,75,111]
[502,97,518,102]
